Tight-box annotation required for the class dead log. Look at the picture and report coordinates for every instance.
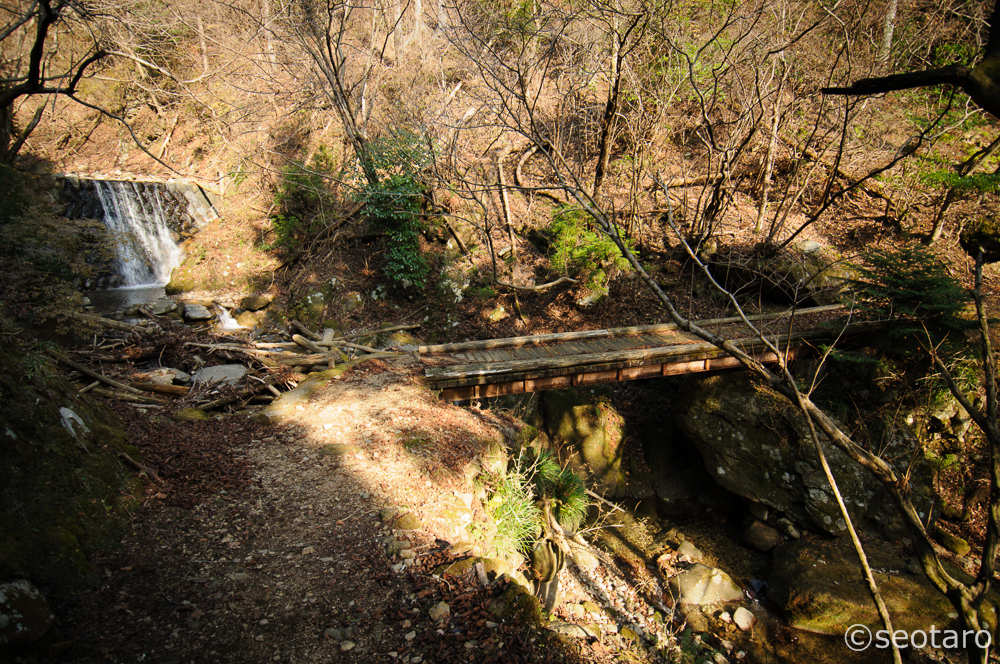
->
[62,311,144,333]
[292,334,326,354]
[315,324,421,346]
[89,386,170,405]
[195,377,277,411]
[290,319,322,341]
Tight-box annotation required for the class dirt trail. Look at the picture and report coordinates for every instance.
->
[46,358,682,664]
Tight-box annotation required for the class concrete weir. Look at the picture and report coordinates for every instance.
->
[49,173,222,288]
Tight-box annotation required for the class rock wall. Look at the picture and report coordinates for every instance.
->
[677,373,934,538]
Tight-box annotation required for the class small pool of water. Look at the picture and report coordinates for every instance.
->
[86,284,166,313]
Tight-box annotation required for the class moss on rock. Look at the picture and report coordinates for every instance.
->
[488,582,545,628]
[0,344,142,587]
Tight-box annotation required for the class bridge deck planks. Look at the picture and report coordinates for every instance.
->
[418,305,860,398]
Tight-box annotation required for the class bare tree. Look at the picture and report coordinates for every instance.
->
[0,0,108,162]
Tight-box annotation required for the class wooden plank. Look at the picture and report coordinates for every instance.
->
[575,369,619,385]
[524,375,574,391]
[417,304,844,354]
[589,338,617,352]
[428,348,712,387]
[506,347,537,361]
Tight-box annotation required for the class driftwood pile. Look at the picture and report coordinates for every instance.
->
[54,312,420,413]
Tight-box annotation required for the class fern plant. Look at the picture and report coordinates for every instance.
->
[549,206,632,288]
[852,240,972,341]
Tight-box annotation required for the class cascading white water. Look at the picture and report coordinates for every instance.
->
[94,180,185,287]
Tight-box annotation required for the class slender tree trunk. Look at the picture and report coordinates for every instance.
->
[877,0,899,70]
[755,65,786,233]
[593,14,621,198]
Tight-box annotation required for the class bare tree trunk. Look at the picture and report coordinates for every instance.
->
[877,0,899,70]
[755,65,786,233]
[593,14,621,198]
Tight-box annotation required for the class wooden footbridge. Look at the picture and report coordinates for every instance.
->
[419,305,849,401]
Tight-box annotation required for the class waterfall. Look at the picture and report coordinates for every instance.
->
[94,180,185,287]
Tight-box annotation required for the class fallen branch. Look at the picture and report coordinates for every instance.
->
[117,451,166,487]
[89,386,169,405]
[341,341,388,354]
[442,216,471,255]
[496,276,578,292]
[291,319,322,341]
[293,334,326,354]
[128,381,191,397]
[54,351,144,395]
[315,324,421,346]
[195,377,277,411]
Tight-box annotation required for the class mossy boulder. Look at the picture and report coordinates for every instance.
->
[540,387,629,498]
[769,539,962,636]
[0,579,56,648]
[165,250,229,294]
[488,582,544,627]
[289,289,329,330]
[240,293,273,311]
[175,407,209,422]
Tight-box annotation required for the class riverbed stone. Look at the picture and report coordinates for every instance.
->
[0,579,56,648]
[742,520,783,552]
[429,601,450,622]
[149,297,177,315]
[236,310,264,328]
[733,607,756,632]
[192,364,247,385]
[668,563,743,606]
[183,304,213,321]
[240,293,273,311]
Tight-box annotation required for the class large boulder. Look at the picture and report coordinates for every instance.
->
[678,373,927,537]
[768,539,968,637]
[668,563,744,606]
